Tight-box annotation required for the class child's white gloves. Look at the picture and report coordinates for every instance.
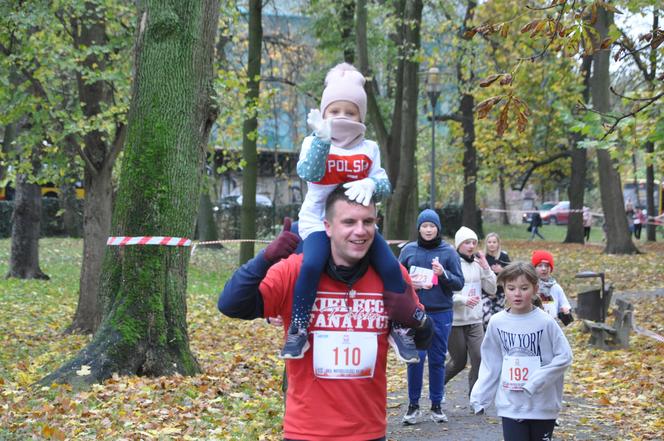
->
[343,178,375,206]
[307,109,332,141]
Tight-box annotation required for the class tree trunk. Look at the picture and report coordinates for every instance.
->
[339,0,355,63]
[239,0,262,264]
[460,93,480,234]
[66,4,123,335]
[591,6,638,254]
[67,162,113,334]
[564,56,592,244]
[645,141,656,241]
[498,171,509,225]
[42,0,220,387]
[1,122,17,182]
[61,184,81,238]
[196,189,219,243]
[7,169,49,280]
[385,0,422,240]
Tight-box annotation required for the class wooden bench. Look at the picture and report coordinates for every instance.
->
[583,297,633,350]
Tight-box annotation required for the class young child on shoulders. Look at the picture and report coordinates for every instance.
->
[531,250,571,322]
[282,62,423,362]
[470,261,573,441]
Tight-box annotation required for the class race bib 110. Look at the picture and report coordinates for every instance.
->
[313,331,378,379]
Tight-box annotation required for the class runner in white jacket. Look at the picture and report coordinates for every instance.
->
[444,226,497,395]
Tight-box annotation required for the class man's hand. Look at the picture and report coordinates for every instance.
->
[343,178,376,206]
[263,217,300,264]
[413,315,434,350]
[307,109,332,141]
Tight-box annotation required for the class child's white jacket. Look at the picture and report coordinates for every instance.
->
[470,307,573,420]
[452,259,497,325]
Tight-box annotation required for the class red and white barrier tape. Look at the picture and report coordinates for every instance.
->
[107,236,192,246]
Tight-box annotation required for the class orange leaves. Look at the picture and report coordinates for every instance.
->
[476,93,531,137]
[464,22,511,40]
[520,18,563,39]
[639,29,664,50]
[478,73,513,88]
[41,425,66,440]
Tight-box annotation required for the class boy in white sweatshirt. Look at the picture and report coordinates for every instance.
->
[470,261,573,441]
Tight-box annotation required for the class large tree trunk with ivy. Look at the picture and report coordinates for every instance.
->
[42,0,220,387]
[7,168,49,280]
[591,7,638,255]
[239,0,262,264]
[565,55,592,244]
[66,4,125,334]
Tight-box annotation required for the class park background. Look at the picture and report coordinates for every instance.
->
[1,0,663,440]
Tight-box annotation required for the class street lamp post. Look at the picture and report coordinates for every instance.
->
[426,67,442,209]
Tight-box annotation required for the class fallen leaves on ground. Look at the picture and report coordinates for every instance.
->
[0,238,662,440]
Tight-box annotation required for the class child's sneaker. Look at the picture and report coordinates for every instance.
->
[280,327,309,359]
[402,404,420,425]
[430,405,448,423]
[388,323,420,364]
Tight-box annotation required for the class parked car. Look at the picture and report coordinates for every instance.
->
[522,201,556,224]
[541,201,589,225]
[215,194,273,210]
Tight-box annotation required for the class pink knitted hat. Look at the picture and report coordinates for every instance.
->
[320,63,367,122]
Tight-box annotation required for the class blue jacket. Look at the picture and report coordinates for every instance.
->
[398,241,464,313]
[218,250,270,319]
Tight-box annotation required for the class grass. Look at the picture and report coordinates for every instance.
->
[483,221,629,243]
[1,236,663,440]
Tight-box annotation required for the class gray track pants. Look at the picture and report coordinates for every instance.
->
[444,322,484,395]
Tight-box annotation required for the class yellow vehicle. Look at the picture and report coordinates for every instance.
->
[0,182,85,200]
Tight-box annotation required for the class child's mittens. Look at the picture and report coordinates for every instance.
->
[307,109,332,141]
[343,178,376,206]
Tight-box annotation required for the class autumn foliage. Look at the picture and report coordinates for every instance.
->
[1,238,663,439]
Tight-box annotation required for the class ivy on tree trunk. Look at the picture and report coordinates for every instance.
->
[42,0,220,387]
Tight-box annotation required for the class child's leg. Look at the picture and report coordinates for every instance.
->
[368,232,405,292]
[501,418,530,441]
[467,323,484,394]
[527,419,556,441]
[291,231,329,330]
[444,326,467,384]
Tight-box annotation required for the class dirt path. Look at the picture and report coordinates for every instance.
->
[387,375,502,441]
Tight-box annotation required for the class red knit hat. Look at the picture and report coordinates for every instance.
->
[531,250,554,272]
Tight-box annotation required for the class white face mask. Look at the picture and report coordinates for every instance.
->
[330,118,366,148]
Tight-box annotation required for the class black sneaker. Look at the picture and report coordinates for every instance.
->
[280,327,310,359]
[402,404,420,425]
[430,405,448,423]
[388,324,420,364]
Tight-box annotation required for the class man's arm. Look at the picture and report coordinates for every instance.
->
[217,250,269,320]
[218,218,300,320]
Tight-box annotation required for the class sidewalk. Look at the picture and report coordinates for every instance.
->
[387,375,502,441]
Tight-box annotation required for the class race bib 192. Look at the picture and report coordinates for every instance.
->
[501,355,540,391]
